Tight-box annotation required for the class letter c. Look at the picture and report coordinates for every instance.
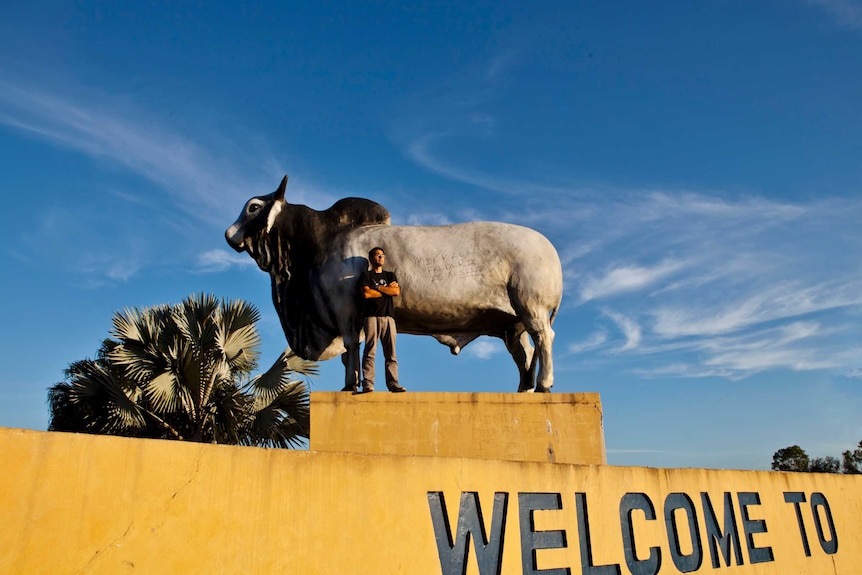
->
[620,493,661,575]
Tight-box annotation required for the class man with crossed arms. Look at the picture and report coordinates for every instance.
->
[358,246,407,393]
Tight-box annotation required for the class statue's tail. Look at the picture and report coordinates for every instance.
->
[549,306,559,325]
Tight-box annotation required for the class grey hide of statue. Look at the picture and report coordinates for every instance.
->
[225,176,563,392]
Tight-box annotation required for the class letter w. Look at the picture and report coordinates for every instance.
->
[428,491,508,575]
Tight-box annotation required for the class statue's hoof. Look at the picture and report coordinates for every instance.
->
[450,345,461,356]
[517,386,534,393]
[535,386,552,393]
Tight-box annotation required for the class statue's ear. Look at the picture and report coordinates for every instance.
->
[275,175,288,201]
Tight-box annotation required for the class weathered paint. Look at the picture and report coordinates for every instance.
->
[2,399,861,574]
[310,391,607,465]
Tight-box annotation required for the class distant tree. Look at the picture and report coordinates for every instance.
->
[48,293,314,447]
[809,456,841,474]
[841,441,862,474]
[771,445,810,472]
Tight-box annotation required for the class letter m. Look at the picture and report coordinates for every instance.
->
[702,492,743,568]
[427,491,508,575]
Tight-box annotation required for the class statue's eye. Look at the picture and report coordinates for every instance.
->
[248,202,262,214]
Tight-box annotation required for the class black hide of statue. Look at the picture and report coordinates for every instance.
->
[227,182,390,360]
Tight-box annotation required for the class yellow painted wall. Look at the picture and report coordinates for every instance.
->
[310,391,607,465]
[2,426,860,574]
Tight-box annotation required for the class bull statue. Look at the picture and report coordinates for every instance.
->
[226,176,563,392]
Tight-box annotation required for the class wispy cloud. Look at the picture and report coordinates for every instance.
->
[0,73,337,283]
[492,189,861,379]
[634,320,860,379]
[78,253,145,285]
[466,339,503,360]
[805,0,862,29]
[699,322,849,373]
[580,260,686,303]
[651,280,862,338]
[568,331,608,354]
[0,75,321,223]
[604,310,642,351]
[402,131,577,197]
[196,249,257,273]
[404,133,517,194]
[405,211,454,226]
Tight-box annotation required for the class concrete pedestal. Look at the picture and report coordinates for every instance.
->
[309,391,607,465]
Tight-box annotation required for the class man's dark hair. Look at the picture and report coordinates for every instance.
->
[368,247,385,260]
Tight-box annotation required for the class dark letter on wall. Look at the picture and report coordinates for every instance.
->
[701,492,743,568]
[519,493,571,575]
[663,493,703,573]
[737,492,774,564]
[575,492,621,575]
[783,492,811,557]
[619,493,661,575]
[810,493,838,555]
[428,491,508,575]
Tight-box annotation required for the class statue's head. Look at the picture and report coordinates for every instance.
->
[225,175,289,275]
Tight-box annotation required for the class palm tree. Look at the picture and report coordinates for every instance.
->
[48,293,314,446]
[242,349,316,448]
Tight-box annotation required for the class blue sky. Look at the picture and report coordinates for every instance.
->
[1,1,860,470]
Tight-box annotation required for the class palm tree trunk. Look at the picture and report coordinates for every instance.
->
[141,409,184,440]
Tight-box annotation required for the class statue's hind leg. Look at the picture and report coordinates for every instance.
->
[508,284,556,392]
[503,324,535,392]
[530,314,555,392]
[515,308,555,392]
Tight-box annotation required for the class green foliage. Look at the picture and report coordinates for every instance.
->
[771,445,810,472]
[772,440,862,474]
[809,456,841,474]
[841,441,862,474]
[47,293,313,447]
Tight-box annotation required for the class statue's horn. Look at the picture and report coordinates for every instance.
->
[275,175,288,200]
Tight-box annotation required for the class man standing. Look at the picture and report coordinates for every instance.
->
[358,247,406,393]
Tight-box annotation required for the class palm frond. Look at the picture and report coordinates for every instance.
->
[109,341,165,384]
[243,350,312,448]
[143,371,190,414]
[246,380,310,448]
[67,358,147,433]
[282,348,320,378]
[173,293,220,355]
[219,323,260,374]
[248,349,318,395]
[111,305,169,346]
[220,298,262,330]
[47,382,81,432]
[219,298,262,374]
[208,382,254,445]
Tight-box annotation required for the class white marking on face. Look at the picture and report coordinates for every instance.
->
[266,198,282,233]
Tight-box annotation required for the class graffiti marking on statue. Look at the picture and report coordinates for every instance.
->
[417,252,485,283]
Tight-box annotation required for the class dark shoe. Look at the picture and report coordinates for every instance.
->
[361,382,375,393]
[387,383,407,393]
[341,384,358,393]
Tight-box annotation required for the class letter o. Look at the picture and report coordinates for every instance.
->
[664,493,703,573]
[810,493,838,555]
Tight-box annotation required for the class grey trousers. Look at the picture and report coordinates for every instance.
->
[362,316,398,388]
